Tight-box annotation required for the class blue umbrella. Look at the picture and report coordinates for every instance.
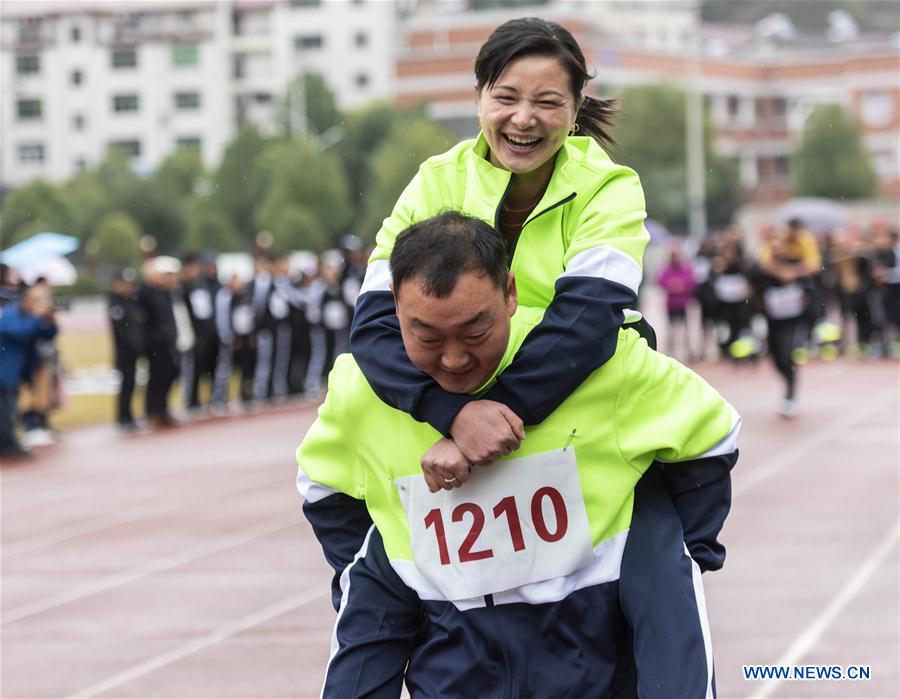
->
[1,232,79,270]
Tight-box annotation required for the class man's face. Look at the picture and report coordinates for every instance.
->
[396,271,517,394]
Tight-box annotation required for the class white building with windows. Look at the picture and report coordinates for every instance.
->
[0,0,397,191]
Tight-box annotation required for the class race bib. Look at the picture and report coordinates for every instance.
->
[268,291,289,320]
[189,289,213,320]
[763,284,805,319]
[322,300,348,330]
[713,274,750,303]
[232,305,254,335]
[394,448,593,601]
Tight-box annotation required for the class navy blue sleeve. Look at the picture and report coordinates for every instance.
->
[657,450,738,573]
[302,493,374,611]
[485,276,636,425]
[351,276,635,433]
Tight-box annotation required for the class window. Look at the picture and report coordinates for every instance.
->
[176,137,202,152]
[294,34,323,50]
[113,94,140,112]
[727,95,740,119]
[18,143,45,163]
[773,155,790,182]
[73,114,86,130]
[16,53,40,75]
[71,25,81,42]
[772,97,787,118]
[354,31,368,47]
[109,140,141,158]
[354,72,369,88]
[290,0,321,7]
[19,18,42,42]
[71,69,83,86]
[174,91,201,110]
[75,158,86,171]
[111,46,137,68]
[254,92,272,104]
[172,43,199,67]
[16,99,42,120]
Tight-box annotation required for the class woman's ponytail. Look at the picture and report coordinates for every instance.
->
[575,95,618,149]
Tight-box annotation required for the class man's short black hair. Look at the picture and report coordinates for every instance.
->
[390,212,509,298]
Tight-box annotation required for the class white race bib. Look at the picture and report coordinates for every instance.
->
[189,288,213,320]
[763,284,805,319]
[394,448,593,601]
[713,274,750,303]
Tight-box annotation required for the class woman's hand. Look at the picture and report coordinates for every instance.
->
[421,439,471,492]
[449,400,525,465]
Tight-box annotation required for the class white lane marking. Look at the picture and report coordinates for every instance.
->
[67,586,329,698]
[734,387,897,497]
[748,519,900,699]
[1,515,299,625]
[2,473,287,559]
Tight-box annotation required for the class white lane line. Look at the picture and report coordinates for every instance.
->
[67,586,329,699]
[734,387,897,497]
[748,519,900,699]
[2,473,288,559]
[1,515,300,625]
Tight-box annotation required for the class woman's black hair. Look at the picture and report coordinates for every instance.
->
[474,17,616,148]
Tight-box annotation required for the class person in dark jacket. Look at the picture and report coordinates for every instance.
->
[181,253,219,411]
[137,257,181,429]
[108,269,144,431]
[0,285,58,458]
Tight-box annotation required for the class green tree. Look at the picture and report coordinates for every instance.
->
[90,212,142,267]
[613,84,744,233]
[358,117,457,240]
[0,180,72,247]
[278,71,341,138]
[264,205,330,252]
[212,126,270,245]
[61,173,115,244]
[336,102,422,231]
[153,149,205,201]
[184,199,242,252]
[255,138,351,250]
[793,104,877,199]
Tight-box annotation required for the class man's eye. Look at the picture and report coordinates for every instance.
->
[418,337,438,345]
[466,331,488,343]
[494,95,515,104]
[538,100,561,109]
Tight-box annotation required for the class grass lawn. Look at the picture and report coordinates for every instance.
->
[55,331,123,430]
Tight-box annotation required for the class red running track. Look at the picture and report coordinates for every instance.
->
[1,358,898,698]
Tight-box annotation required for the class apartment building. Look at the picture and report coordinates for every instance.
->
[395,4,900,203]
[0,0,396,189]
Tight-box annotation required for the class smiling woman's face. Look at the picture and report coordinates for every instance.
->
[476,54,578,178]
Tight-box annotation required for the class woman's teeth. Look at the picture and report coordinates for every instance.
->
[504,135,541,147]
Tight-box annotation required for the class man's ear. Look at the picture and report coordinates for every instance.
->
[505,271,518,316]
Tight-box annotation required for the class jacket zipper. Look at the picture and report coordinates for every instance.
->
[485,594,513,699]
[508,192,576,264]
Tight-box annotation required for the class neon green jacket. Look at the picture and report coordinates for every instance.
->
[351,133,650,433]
[299,308,740,604]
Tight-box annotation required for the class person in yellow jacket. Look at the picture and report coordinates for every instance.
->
[299,213,740,698]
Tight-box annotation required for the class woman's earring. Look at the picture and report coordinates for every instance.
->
[569,123,580,135]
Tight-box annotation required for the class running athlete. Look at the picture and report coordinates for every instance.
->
[299,213,740,697]
[328,17,726,696]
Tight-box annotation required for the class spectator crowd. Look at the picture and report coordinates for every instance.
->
[655,217,900,415]
[107,237,366,432]
[2,217,897,458]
